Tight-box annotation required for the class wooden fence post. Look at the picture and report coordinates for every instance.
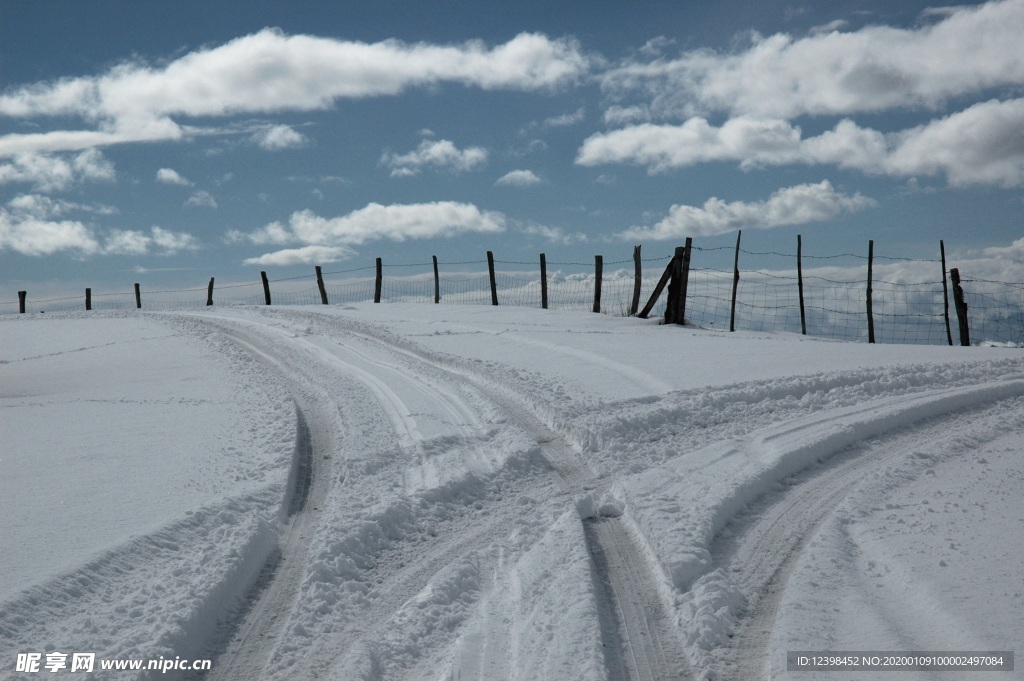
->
[18,291,26,314]
[374,258,382,303]
[540,253,548,309]
[678,237,693,324]
[665,240,691,325]
[593,255,603,313]
[134,283,142,309]
[940,240,953,346]
[85,288,92,311]
[261,271,271,306]
[207,277,215,306]
[638,251,677,319]
[950,267,970,346]
[730,230,741,332]
[315,266,329,305]
[631,245,642,316]
[432,255,440,304]
[797,234,807,335]
[487,251,498,305]
[866,240,875,344]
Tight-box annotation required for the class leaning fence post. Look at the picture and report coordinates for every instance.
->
[866,240,875,344]
[315,266,329,305]
[487,251,498,305]
[432,256,440,304]
[18,291,26,314]
[261,271,272,305]
[940,241,953,346]
[797,235,807,335]
[730,230,741,332]
[540,253,548,309]
[134,283,142,309]
[207,277,215,306]
[85,288,92,311]
[631,245,642,316]
[374,258,382,303]
[950,267,970,346]
[593,255,603,313]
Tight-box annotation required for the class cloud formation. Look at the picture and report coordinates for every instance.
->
[381,139,488,176]
[237,201,507,264]
[495,169,542,186]
[0,30,589,156]
[601,0,1024,119]
[0,150,115,192]
[156,168,192,186]
[620,181,875,239]
[252,124,308,150]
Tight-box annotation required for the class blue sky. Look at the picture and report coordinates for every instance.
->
[2,0,1023,297]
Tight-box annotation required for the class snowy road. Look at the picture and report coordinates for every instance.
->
[2,305,1022,680]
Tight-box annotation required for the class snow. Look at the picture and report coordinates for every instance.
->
[1,304,1021,680]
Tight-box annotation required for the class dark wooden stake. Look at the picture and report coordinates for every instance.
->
[677,237,693,325]
[432,256,440,304]
[665,247,683,324]
[260,271,271,305]
[207,277,215,306]
[374,258,382,303]
[315,266,328,305]
[593,255,603,313]
[797,234,807,335]
[134,283,142,309]
[940,240,953,346]
[950,267,970,346]
[85,288,92,311]
[630,245,642,316]
[866,240,875,344]
[18,291,26,314]
[730,230,742,332]
[638,254,676,319]
[487,250,498,305]
[540,253,548,309]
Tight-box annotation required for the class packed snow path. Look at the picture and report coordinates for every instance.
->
[2,305,1022,680]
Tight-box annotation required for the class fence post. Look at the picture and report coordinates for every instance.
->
[487,251,498,305]
[432,256,440,304]
[207,277,215,306]
[260,271,271,305]
[866,240,875,344]
[679,237,692,324]
[18,291,26,314]
[638,252,676,319]
[134,283,142,309]
[730,230,741,332]
[593,255,603,313]
[374,258,382,303]
[631,245,642,316]
[540,253,548,309]
[85,288,92,311]
[949,267,970,346]
[797,235,807,335]
[315,266,329,305]
[940,240,953,346]
[666,239,691,325]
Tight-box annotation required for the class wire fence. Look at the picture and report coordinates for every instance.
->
[4,240,1023,346]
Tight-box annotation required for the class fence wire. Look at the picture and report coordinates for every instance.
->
[4,247,1023,346]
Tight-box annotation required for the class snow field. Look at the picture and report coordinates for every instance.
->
[2,305,1022,680]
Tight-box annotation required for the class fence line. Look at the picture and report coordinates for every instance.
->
[5,237,1023,346]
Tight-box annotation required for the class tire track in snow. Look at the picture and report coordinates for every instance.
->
[718,385,1024,681]
[296,311,694,681]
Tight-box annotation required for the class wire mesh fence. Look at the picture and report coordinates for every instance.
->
[4,240,1023,346]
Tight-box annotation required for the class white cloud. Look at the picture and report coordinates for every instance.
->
[0,212,99,256]
[519,223,587,244]
[620,180,876,239]
[0,149,114,192]
[156,167,192,186]
[243,245,354,266]
[496,169,542,186]
[0,30,589,156]
[601,0,1024,119]
[579,98,1024,187]
[184,190,218,209]
[252,124,308,150]
[381,139,488,176]
[237,201,507,264]
[543,107,585,127]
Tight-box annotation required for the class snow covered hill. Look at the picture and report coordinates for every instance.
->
[2,305,1021,680]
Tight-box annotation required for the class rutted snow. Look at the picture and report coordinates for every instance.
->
[1,305,1021,680]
